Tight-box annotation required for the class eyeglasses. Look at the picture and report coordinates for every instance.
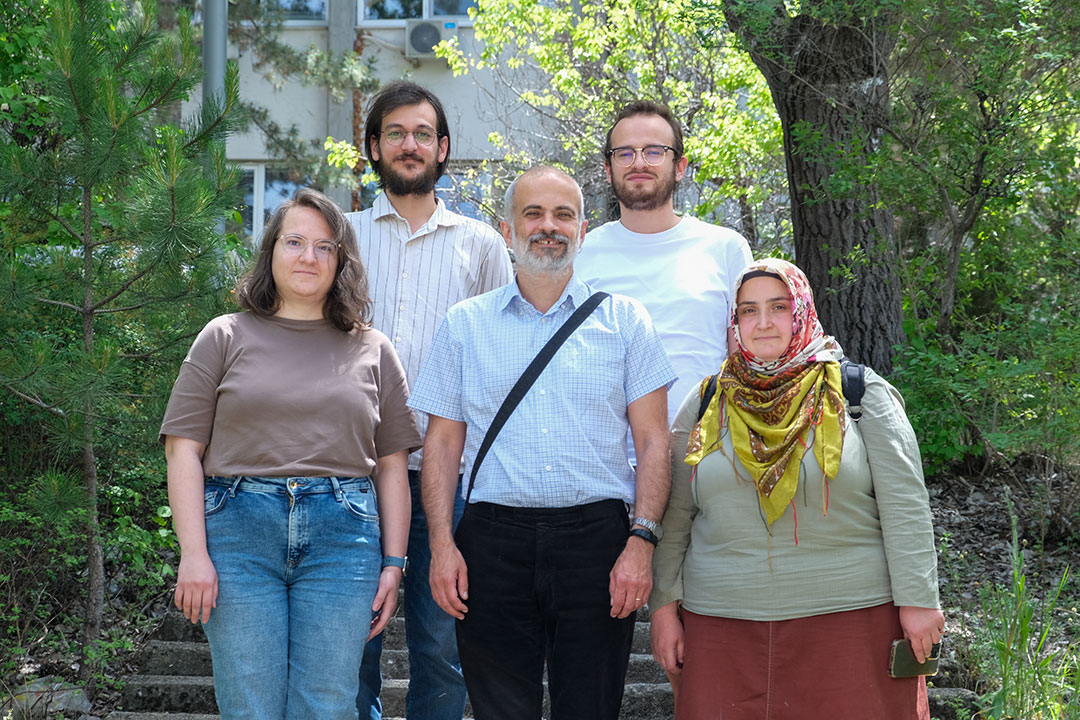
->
[278,234,338,259]
[606,145,676,168]
[380,129,439,147]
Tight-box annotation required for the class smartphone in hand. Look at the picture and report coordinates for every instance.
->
[888,639,941,678]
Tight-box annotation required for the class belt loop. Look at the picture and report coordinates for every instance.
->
[329,476,343,501]
[228,476,242,498]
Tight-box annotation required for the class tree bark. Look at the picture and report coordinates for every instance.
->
[724,3,905,373]
[78,184,104,688]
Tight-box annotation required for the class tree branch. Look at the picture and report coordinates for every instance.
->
[0,381,67,418]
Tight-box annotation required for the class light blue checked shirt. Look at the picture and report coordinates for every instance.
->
[408,274,676,508]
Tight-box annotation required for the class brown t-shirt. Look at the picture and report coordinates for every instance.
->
[160,312,421,478]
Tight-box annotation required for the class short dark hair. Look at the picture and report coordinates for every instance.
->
[365,81,451,184]
[602,100,685,163]
[235,188,371,332]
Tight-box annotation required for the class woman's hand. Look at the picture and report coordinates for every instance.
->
[165,435,216,624]
[649,601,685,676]
[372,450,410,637]
[368,566,403,640]
[175,551,218,624]
[899,605,945,663]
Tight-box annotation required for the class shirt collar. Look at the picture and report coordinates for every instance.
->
[371,192,466,233]
[499,273,592,316]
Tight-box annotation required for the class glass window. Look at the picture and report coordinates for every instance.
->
[231,166,309,244]
[363,0,421,20]
[436,172,491,221]
[264,169,305,219]
[276,0,327,21]
[361,0,475,21]
[235,169,256,239]
[432,0,476,15]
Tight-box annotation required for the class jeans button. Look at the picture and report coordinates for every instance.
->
[289,480,299,489]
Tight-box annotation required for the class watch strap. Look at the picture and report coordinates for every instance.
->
[628,527,659,547]
[382,555,407,570]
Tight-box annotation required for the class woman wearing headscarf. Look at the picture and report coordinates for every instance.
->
[650,258,943,719]
[160,188,419,719]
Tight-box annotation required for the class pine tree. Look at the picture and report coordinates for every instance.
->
[0,0,241,685]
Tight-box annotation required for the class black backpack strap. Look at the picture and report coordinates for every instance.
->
[464,291,610,505]
[840,357,866,421]
[696,374,720,424]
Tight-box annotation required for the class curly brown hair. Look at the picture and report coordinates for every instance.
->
[235,188,371,332]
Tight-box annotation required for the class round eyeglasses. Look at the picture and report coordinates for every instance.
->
[278,235,338,260]
[606,145,676,168]
[380,129,439,147]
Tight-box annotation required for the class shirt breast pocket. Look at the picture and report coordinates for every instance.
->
[556,329,626,410]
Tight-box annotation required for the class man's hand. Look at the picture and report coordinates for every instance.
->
[608,535,653,618]
[429,542,470,620]
[368,567,403,640]
[175,552,218,624]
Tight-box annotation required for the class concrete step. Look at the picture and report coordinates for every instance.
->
[114,670,674,718]
[138,641,211,677]
[109,714,219,720]
[109,685,964,720]
[117,675,216,714]
[156,608,649,646]
[139,629,663,684]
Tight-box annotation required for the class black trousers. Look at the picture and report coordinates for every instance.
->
[454,499,636,720]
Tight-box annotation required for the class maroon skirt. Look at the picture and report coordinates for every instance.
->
[676,603,929,720]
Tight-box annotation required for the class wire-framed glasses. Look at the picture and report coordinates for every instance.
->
[380,129,439,147]
[278,234,338,259]
[606,145,675,167]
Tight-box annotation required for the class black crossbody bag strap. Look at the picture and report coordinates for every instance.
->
[464,291,610,505]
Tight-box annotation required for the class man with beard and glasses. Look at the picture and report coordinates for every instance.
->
[576,100,753,454]
[346,81,512,720]
[409,166,675,720]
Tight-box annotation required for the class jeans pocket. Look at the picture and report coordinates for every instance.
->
[203,485,230,517]
[340,484,378,523]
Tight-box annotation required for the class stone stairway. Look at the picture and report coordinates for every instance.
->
[107,610,674,720]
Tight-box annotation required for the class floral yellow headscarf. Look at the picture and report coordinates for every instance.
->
[686,258,847,527]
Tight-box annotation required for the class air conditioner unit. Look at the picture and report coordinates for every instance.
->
[405,19,458,59]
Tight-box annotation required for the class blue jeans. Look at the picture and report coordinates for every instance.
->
[357,470,466,720]
[202,476,381,720]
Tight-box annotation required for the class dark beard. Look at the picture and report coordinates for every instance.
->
[381,158,439,196]
[612,169,677,211]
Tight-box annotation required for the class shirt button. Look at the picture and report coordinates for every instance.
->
[402,272,408,278]
[399,305,406,311]
[545,465,552,472]
[394,337,402,343]
[539,389,546,395]
[541,317,548,323]
[541,428,548,434]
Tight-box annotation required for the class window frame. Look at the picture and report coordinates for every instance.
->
[357,0,476,28]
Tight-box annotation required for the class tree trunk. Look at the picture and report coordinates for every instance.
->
[78,185,104,687]
[737,178,759,249]
[724,5,905,373]
[351,31,370,212]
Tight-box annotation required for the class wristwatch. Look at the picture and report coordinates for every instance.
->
[633,516,660,533]
[628,527,659,547]
[382,555,407,572]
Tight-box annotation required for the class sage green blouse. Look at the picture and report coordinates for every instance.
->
[650,368,940,620]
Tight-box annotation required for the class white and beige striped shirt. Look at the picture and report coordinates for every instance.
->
[348,193,513,470]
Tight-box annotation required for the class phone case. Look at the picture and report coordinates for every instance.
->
[888,639,941,677]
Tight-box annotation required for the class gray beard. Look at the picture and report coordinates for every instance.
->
[512,231,578,276]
